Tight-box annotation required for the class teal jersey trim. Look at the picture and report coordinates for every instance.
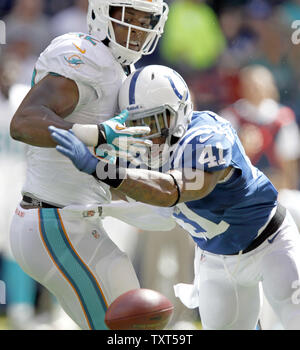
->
[31,68,37,88]
[49,72,63,77]
[31,70,63,88]
[39,208,108,330]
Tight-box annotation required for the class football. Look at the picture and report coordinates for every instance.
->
[105,288,174,330]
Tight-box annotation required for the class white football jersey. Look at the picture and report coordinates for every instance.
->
[22,33,129,206]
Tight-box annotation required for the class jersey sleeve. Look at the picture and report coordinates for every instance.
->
[34,33,109,105]
[173,130,233,173]
[101,201,176,231]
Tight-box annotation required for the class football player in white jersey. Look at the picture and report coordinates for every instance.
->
[9,1,169,330]
[51,65,300,330]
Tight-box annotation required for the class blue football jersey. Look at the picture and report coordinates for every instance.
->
[170,111,278,255]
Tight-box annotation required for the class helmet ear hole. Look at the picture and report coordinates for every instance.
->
[92,10,96,20]
[170,135,180,146]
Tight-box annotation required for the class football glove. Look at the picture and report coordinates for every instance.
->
[49,126,99,174]
[71,110,152,163]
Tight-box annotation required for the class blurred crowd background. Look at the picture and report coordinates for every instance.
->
[1,0,300,330]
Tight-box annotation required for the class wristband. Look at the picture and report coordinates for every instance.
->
[97,124,106,147]
[169,173,181,207]
[92,160,126,188]
[71,124,99,146]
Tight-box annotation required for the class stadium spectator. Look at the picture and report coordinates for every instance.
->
[2,34,37,86]
[44,0,75,17]
[50,0,89,38]
[3,0,51,56]
[0,0,12,18]
[160,0,226,72]
[220,64,300,190]
[243,0,300,119]
[276,0,300,122]
[218,3,257,70]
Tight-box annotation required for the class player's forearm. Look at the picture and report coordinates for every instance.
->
[106,167,228,206]
[10,106,73,147]
[116,169,180,207]
[94,163,222,207]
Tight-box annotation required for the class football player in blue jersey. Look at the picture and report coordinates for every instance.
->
[49,65,300,330]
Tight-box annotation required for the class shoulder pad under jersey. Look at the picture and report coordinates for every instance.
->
[35,33,121,91]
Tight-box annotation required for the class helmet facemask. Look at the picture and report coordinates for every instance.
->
[126,105,179,169]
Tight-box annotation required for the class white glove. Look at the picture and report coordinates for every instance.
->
[72,110,152,164]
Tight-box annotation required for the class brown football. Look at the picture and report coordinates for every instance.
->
[105,288,174,330]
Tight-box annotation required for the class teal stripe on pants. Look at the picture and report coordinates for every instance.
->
[39,208,108,330]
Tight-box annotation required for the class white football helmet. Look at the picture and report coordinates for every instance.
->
[118,65,193,168]
[87,0,169,65]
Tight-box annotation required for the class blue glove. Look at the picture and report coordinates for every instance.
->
[49,126,99,175]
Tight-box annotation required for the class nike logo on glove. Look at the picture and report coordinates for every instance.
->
[115,125,126,131]
[268,231,280,244]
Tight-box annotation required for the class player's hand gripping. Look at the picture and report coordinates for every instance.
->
[71,110,152,162]
[49,126,99,174]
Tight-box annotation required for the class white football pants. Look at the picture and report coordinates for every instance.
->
[9,204,140,330]
[175,210,300,330]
